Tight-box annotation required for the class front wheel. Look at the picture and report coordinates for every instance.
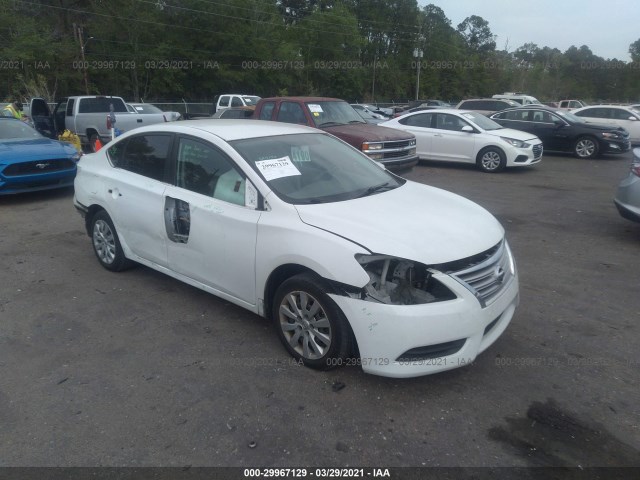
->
[574,136,599,159]
[91,210,132,271]
[272,273,351,370]
[477,147,506,173]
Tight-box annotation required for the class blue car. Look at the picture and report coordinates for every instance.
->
[0,117,81,195]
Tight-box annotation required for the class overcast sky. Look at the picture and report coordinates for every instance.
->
[418,0,638,60]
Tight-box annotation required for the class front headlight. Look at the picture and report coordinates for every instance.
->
[500,137,529,148]
[71,152,83,163]
[602,132,620,139]
[355,254,456,305]
[362,141,383,151]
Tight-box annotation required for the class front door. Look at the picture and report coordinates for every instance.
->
[430,113,476,163]
[163,136,262,305]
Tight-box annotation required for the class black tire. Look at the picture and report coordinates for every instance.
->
[89,133,101,153]
[272,273,351,370]
[477,147,506,173]
[90,210,132,272]
[574,136,599,159]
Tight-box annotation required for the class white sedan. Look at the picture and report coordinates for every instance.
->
[380,109,543,172]
[572,105,640,144]
[74,120,519,378]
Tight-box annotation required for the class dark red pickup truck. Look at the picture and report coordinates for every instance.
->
[253,97,418,170]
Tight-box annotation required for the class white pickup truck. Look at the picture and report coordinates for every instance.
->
[30,96,168,151]
[215,94,261,113]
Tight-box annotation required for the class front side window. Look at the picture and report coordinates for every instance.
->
[107,134,172,181]
[231,97,243,107]
[612,109,635,120]
[176,137,245,206]
[218,96,230,108]
[66,99,75,116]
[435,113,470,131]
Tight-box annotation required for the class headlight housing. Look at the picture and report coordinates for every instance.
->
[602,132,620,139]
[355,254,456,305]
[500,137,529,148]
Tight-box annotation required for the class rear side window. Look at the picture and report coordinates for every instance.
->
[78,97,128,113]
[231,97,243,107]
[576,108,606,118]
[218,96,230,107]
[107,134,173,182]
[400,113,433,128]
[276,102,307,124]
[259,102,275,120]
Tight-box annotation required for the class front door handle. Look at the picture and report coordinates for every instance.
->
[108,188,122,197]
[137,119,142,123]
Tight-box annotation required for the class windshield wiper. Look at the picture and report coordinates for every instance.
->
[317,121,344,127]
[356,182,395,198]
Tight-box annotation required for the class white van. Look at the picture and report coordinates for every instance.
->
[492,93,541,106]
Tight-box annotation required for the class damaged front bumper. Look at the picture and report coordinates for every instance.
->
[329,271,519,378]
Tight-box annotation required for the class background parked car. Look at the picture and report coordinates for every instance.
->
[614,147,640,223]
[492,93,541,105]
[127,103,181,122]
[350,104,386,119]
[0,117,80,195]
[455,98,520,116]
[380,109,543,173]
[490,106,631,159]
[556,99,588,111]
[212,106,255,119]
[572,105,640,144]
[215,94,261,113]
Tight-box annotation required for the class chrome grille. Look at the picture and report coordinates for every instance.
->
[383,139,413,150]
[451,240,514,308]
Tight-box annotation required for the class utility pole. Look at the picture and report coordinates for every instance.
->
[76,25,93,95]
[413,48,423,101]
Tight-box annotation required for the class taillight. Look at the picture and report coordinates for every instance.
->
[631,163,640,177]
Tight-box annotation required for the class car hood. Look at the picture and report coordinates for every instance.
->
[294,181,504,265]
[322,123,414,142]
[0,138,77,162]
[486,128,539,142]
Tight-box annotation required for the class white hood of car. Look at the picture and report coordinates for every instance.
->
[294,181,504,265]
[488,128,538,142]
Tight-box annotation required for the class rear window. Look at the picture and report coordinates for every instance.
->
[78,97,128,113]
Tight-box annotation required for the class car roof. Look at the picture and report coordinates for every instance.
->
[116,119,319,141]
[261,96,343,103]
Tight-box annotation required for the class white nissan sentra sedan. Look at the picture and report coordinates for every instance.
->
[74,120,519,378]
[380,109,543,172]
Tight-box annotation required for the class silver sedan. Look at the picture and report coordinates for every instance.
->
[614,148,640,223]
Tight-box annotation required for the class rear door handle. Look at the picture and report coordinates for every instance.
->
[137,119,142,123]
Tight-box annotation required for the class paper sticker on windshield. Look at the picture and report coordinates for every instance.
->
[291,145,311,163]
[256,156,301,181]
[308,104,323,113]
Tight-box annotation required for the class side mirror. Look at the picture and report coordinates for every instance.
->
[628,116,636,121]
[461,125,474,133]
[553,120,564,127]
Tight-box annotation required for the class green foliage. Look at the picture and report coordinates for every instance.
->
[0,0,637,103]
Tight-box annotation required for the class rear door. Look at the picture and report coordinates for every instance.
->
[398,112,434,158]
[103,133,173,266]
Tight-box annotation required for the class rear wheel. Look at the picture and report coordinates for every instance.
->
[574,136,599,159]
[477,147,506,173]
[272,273,351,370]
[91,210,132,272]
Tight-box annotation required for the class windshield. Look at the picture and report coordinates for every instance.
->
[461,112,503,131]
[306,101,365,127]
[230,133,404,204]
[131,104,163,114]
[242,96,261,106]
[0,119,43,140]
[356,109,377,120]
[556,111,584,123]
